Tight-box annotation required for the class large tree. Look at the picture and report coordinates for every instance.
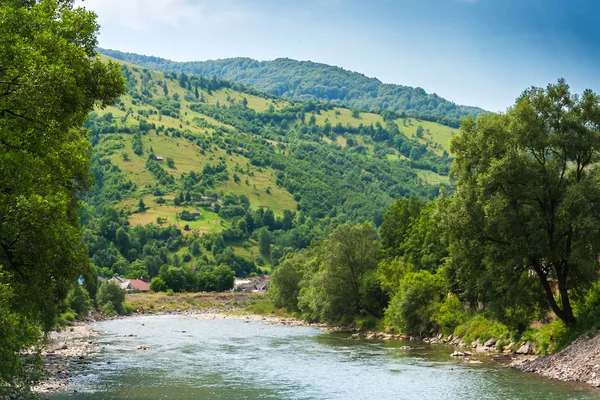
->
[446,79,600,327]
[0,0,124,394]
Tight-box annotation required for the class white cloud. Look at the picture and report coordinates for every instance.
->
[77,0,251,32]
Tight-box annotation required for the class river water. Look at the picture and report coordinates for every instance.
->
[48,315,600,400]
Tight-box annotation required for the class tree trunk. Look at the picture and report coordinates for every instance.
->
[557,268,576,326]
[533,264,574,326]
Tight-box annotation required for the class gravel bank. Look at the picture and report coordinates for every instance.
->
[33,323,101,394]
[515,333,600,387]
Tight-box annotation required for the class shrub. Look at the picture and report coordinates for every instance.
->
[101,301,117,317]
[67,285,93,319]
[97,282,126,315]
[432,295,467,335]
[521,320,568,355]
[453,315,509,345]
[149,277,168,293]
[62,312,75,323]
[384,270,444,335]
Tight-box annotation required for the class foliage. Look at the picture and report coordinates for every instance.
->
[67,285,93,319]
[100,49,485,127]
[453,315,510,345]
[384,270,445,335]
[297,223,385,325]
[521,320,568,355]
[245,298,287,317]
[0,0,123,392]
[149,277,168,293]
[445,79,600,327]
[269,255,304,312]
[97,282,127,315]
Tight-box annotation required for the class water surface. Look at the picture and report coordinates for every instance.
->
[49,315,600,400]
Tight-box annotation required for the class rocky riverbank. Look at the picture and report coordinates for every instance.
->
[515,332,600,387]
[33,323,101,394]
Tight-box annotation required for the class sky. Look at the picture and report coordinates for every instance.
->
[79,0,600,112]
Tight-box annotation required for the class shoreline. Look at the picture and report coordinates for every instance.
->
[33,309,325,395]
[34,309,597,395]
[34,323,102,394]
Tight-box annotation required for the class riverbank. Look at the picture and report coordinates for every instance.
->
[35,292,599,395]
[33,323,101,394]
[34,307,321,396]
[515,332,600,387]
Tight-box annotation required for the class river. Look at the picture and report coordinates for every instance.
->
[48,315,600,400]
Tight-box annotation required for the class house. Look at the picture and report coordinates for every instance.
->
[233,275,270,293]
[128,279,150,292]
[155,156,164,161]
[191,210,202,217]
[109,276,149,292]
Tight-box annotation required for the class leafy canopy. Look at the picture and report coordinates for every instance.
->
[0,0,124,394]
[445,79,600,327]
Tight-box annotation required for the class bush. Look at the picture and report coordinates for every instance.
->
[432,295,467,335]
[121,302,137,315]
[67,285,93,319]
[149,277,168,293]
[62,312,75,323]
[246,299,286,317]
[521,320,567,355]
[97,281,126,315]
[453,315,509,345]
[384,270,444,335]
[101,301,117,317]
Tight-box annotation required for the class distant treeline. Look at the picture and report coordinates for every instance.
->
[98,48,486,128]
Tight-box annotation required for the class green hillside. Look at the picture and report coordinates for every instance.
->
[82,56,452,283]
[98,48,485,128]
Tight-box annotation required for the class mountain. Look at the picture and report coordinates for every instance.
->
[83,55,455,282]
[98,49,485,128]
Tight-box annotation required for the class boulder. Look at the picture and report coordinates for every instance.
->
[484,338,497,347]
[451,351,465,357]
[516,342,534,355]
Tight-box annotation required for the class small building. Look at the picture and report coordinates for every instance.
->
[109,276,149,292]
[191,210,202,217]
[233,276,270,293]
[155,156,164,161]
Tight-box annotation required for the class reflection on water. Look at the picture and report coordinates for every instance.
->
[48,315,600,400]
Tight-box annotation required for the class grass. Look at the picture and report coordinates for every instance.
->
[415,169,450,185]
[121,195,226,234]
[126,292,262,312]
[244,298,288,318]
[314,107,384,128]
[396,118,458,155]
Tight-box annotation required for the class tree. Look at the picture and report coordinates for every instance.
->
[416,125,424,138]
[138,198,146,212]
[149,277,168,293]
[66,285,93,319]
[0,0,124,394]
[97,282,126,315]
[446,79,600,327]
[258,227,272,257]
[298,223,384,324]
[270,256,303,312]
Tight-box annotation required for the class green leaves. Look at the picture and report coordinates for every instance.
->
[0,0,124,392]
[446,79,600,327]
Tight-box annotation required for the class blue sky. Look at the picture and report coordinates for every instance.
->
[81,0,600,111]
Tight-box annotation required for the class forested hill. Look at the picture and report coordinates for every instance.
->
[98,48,485,128]
[81,54,455,282]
